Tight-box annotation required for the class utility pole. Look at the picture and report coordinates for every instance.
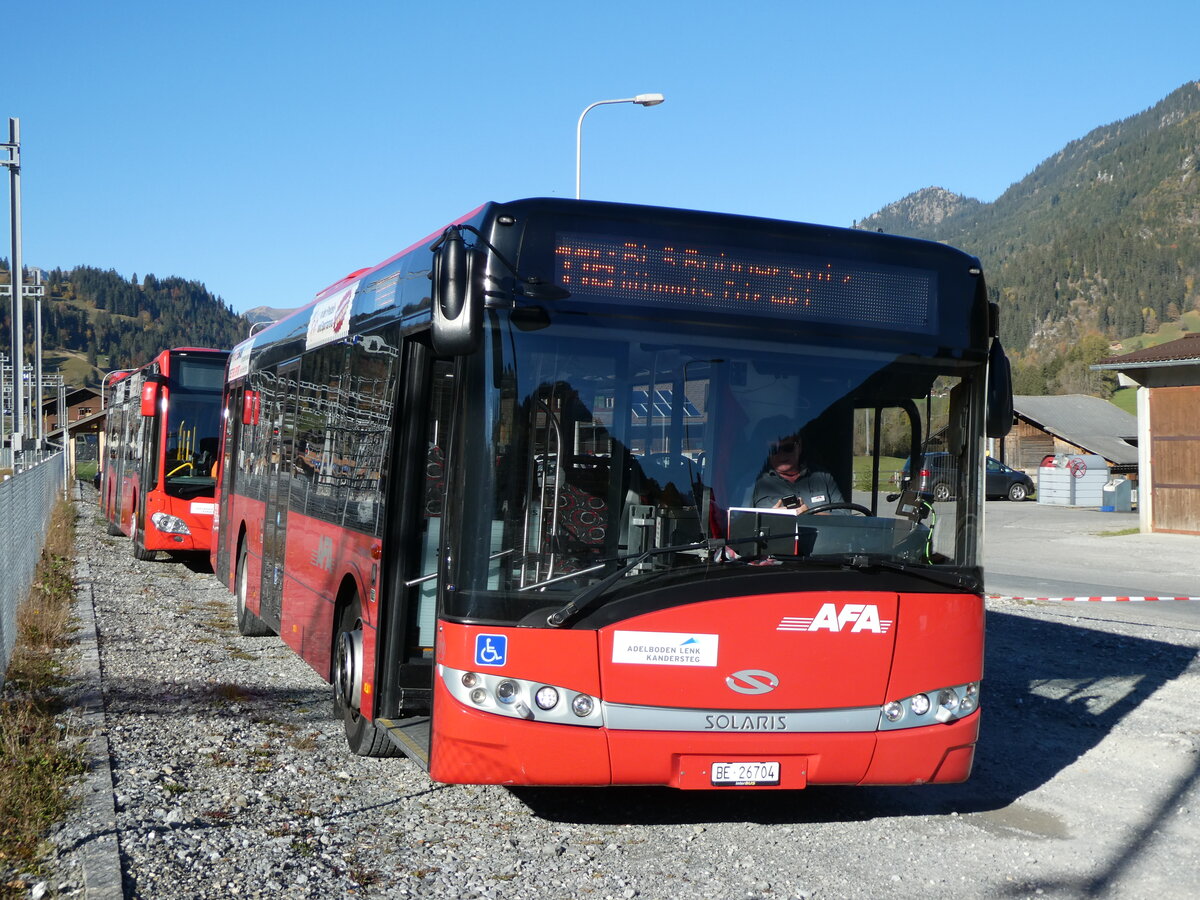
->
[31,268,46,445]
[2,118,24,455]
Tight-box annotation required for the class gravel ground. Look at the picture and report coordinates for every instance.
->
[42,491,1200,899]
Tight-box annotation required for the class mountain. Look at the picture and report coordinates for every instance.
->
[858,81,1200,370]
[0,264,248,388]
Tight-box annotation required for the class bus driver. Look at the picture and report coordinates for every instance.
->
[752,431,845,514]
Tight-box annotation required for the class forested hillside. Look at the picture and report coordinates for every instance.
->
[0,264,247,387]
[858,81,1200,395]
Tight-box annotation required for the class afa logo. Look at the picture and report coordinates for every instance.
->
[777,603,893,634]
[311,536,335,573]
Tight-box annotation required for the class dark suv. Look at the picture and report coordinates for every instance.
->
[902,452,1035,502]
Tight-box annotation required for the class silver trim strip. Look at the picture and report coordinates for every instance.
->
[602,702,879,733]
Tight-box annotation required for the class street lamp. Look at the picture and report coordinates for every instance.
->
[575,93,665,199]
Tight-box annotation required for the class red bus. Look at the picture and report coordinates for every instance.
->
[213,198,1012,789]
[100,347,230,560]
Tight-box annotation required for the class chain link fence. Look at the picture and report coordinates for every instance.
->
[0,453,66,680]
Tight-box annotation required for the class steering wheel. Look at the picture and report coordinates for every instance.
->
[800,502,873,516]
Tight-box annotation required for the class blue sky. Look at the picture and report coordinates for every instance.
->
[6,1,1199,314]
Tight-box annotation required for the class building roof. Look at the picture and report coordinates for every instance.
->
[1014,394,1139,466]
[39,386,101,411]
[1095,332,1200,369]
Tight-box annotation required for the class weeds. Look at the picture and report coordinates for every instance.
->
[0,499,85,895]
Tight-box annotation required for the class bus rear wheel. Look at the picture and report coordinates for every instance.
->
[332,595,400,758]
[235,544,273,637]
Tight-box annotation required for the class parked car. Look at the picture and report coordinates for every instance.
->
[900,452,1035,502]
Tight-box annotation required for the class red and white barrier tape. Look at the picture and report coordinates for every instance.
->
[989,595,1200,603]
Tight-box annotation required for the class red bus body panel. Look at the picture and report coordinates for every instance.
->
[429,589,982,788]
[140,488,216,553]
[223,503,378,693]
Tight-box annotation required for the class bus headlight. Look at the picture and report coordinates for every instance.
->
[935,688,959,722]
[440,666,603,727]
[879,682,980,730]
[495,680,519,704]
[571,694,594,717]
[150,513,191,535]
[959,682,979,714]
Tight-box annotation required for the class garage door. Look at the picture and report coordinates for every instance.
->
[1150,385,1200,534]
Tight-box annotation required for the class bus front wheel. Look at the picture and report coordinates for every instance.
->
[332,595,400,758]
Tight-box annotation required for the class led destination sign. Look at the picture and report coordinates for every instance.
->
[554,233,937,332]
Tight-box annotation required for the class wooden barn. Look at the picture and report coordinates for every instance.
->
[999,394,1139,475]
[1094,333,1200,535]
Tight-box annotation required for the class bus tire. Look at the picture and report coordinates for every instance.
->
[131,512,157,561]
[106,517,123,536]
[235,544,274,637]
[333,595,400,758]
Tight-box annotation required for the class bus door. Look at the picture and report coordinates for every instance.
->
[375,346,456,765]
[131,371,159,534]
[104,399,127,527]
[259,360,301,630]
[214,384,243,580]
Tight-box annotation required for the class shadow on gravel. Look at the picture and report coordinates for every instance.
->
[97,678,331,722]
[161,551,215,574]
[515,608,1198,827]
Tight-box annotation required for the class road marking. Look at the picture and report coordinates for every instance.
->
[989,595,1200,602]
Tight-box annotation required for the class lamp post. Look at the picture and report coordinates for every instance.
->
[575,93,664,200]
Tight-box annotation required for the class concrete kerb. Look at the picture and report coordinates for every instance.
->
[69,491,125,899]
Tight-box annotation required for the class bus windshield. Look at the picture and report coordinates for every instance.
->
[443,308,984,625]
[163,354,226,497]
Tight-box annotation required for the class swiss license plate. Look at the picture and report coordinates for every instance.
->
[711,761,781,786]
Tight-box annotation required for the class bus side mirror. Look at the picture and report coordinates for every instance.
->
[430,226,485,356]
[140,382,160,417]
[986,338,1014,438]
[242,390,261,426]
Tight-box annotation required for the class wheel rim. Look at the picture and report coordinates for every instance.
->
[934,484,951,502]
[1011,484,1026,501]
[236,552,248,618]
[335,626,364,712]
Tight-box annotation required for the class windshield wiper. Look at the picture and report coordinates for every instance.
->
[834,554,983,593]
[546,538,736,628]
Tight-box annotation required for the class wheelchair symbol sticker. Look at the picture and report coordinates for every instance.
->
[475,634,508,667]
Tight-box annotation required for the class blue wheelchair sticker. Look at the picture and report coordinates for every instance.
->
[475,634,508,667]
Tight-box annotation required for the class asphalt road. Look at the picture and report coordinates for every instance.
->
[983,499,1200,629]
